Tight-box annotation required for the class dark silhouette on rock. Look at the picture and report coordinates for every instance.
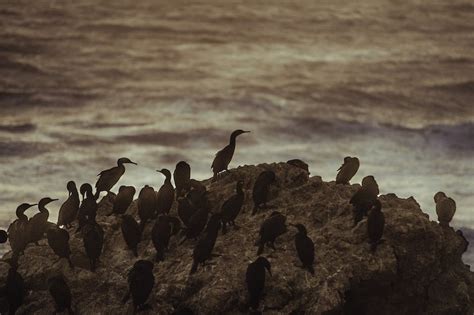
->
[252,170,276,215]
[434,191,456,227]
[152,215,180,262]
[190,213,221,274]
[4,256,25,315]
[47,227,73,268]
[57,181,80,228]
[82,216,104,272]
[29,197,57,245]
[110,186,136,215]
[121,215,141,257]
[336,156,360,184]
[8,203,36,255]
[95,157,137,199]
[291,223,314,274]
[180,207,209,244]
[246,256,271,310]
[350,175,379,226]
[221,180,244,233]
[76,184,97,233]
[256,211,287,255]
[138,185,156,232]
[48,275,74,314]
[0,229,7,244]
[122,260,154,312]
[177,197,197,227]
[211,129,250,181]
[286,159,309,174]
[172,306,195,315]
[156,168,175,215]
[174,161,191,198]
[367,199,384,253]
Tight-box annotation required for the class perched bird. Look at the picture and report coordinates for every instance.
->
[110,186,136,216]
[8,203,36,255]
[156,169,175,215]
[434,192,456,227]
[367,199,384,253]
[48,275,73,314]
[121,215,141,257]
[95,157,137,199]
[186,188,209,211]
[246,257,271,310]
[82,217,104,272]
[29,197,58,245]
[221,181,245,233]
[5,256,26,315]
[138,185,156,232]
[177,197,197,227]
[47,227,73,268]
[174,161,191,198]
[57,181,80,228]
[211,129,250,181]
[256,212,287,255]
[291,224,315,274]
[190,214,222,274]
[350,176,379,226]
[152,215,180,262]
[252,171,276,215]
[122,260,155,312]
[286,159,310,174]
[76,184,98,233]
[0,229,7,244]
[336,157,359,184]
[180,208,209,244]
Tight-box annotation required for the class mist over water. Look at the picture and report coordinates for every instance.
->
[0,1,473,260]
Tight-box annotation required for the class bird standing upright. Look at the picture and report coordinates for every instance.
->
[350,175,379,226]
[29,197,58,245]
[121,215,141,257]
[138,185,156,232]
[57,181,80,228]
[110,186,136,216]
[336,157,359,184]
[367,199,384,253]
[252,171,276,215]
[211,129,250,181]
[291,223,315,274]
[76,184,98,233]
[221,181,245,234]
[123,260,155,312]
[190,214,222,274]
[48,275,74,314]
[156,169,175,215]
[174,161,191,198]
[256,211,287,255]
[95,157,137,200]
[47,227,73,268]
[434,192,456,227]
[246,257,271,311]
[8,203,36,255]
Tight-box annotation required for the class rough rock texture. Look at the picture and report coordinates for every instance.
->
[1,162,473,314]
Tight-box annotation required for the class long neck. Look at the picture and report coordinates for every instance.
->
[229,134,237,146]
[39,203,49,213]
[16,210,27,221]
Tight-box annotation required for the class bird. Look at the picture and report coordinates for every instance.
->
[291,224,315,274]
[138,185,157,232]
[29,197,58,245]
[4,256,26,315]
[7,203,36,255]
[122,260,155,312]
[76,184,98,233]
[121,215,141,257]
[434,192,456,227]
[47,227,73,268]
[246,257,271,310]
[256,211,287,255]
[350,175,379,226]
[367,199,384,253]
[211,129,250,181]
[336,157,359,184]
[57,181,80,228]
[0,229,7,244]
[152,215,180,262]
[110,186,136,216]
[252,171,276,215]
[95,157,137,200]
[156,169,175,215]
[177,197,198,227]
[174,161,191,198]
[190,214,222,274]
[82,217,104,272]
[221,180,245,233]
[180,207,209,244]
[286,159,310,174]
[48,275,74,314]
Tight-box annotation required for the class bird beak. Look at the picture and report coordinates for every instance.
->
[129,161,138,165]
[28,203,38,208]
[243,130,250,133]
[51,199,59,202]
[156,170,163,174]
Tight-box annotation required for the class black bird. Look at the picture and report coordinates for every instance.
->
[29,197,58,245]
[256,212,287,255]
[8,203,36,255]
[48,275,74,314]
[138,185,156,232]
[174,161,191,198]
[0,229,7,244]
[76,184,98,233]
[95,157,137,200]
[286,159,310,174]
[156,169,175,215]
[350,176,379,226]
[121,215,141,257]
[82,217,104,272]
[291,224,314,274]
[252,171,276,215]
[434,191,456,227]
[180,208,209,244]
[123,260,155,312]
[211,129,250,181]
[5,256,26,315]
[190,214,222,274]
[151,215,180,262]
[47,227,73,268]
[110,186,136,216]
[57,181,80,228]
[221,181,245,233]
[177,197,197,227]
[172,307,195,315]
[186,187,209,211]
[367,199,384,253]
[246,257,271,310]
[336,157,360,184]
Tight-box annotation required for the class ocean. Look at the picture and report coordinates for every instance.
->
[0,0,473,262]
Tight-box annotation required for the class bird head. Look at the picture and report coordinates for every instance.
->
[80,183,93,198]
[256,257,272,276]
[290,223,307,235]
[230,129,250,139]
[66,181,77,192]
[117,157,137,166]
[157,168,172,180]
[39,197,59,209]
[16,203,37,217]
[434,191,447,203]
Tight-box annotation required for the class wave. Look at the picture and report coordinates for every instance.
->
[0,141,50,157]
[0,123,36,133]
[427,80,474,95]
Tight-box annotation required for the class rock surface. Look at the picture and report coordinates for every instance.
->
[1,162,473,314]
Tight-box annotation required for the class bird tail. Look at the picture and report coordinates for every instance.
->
[306,264,315,275]
[249,294,260,310]
[122,290,130,304]
[256,242,264,255]
[370,242,378,253]
[90,259,96,272]
[155,248,165,262]
[190,260,198,274]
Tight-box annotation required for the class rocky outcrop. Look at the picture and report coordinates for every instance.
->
[1,162,473,314]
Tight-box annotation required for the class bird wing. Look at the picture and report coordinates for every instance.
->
[96,166,123,190]
[211,145,232,172]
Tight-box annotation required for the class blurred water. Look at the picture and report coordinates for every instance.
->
[0,0,473,260]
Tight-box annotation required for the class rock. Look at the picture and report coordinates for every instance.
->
[1,162,473,314]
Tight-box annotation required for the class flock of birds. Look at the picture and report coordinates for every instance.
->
[0,129,458,314]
